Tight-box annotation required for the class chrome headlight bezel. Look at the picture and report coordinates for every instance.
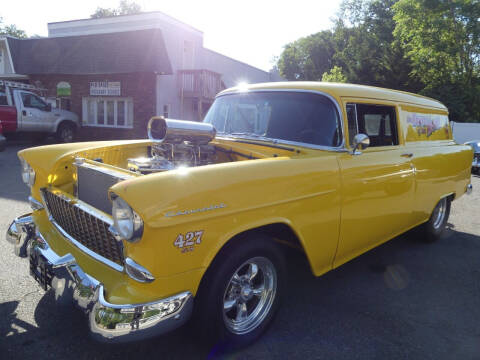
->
[111,195,143,243]
[20,158,35,187]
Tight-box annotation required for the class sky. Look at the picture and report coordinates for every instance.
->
[0,0,342,71]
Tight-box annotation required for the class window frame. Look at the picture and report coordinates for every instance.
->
[82,97,133,129]
[210,89,346,151]
[345,101,400,148]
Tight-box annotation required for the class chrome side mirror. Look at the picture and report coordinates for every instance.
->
[351,133,370,155]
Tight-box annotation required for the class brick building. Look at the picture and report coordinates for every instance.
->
[0,12,281,140]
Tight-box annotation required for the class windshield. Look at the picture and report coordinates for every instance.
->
[204,91,342,147]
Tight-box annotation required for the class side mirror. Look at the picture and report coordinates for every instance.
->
[351,133,370,155]
[45,104,52,112]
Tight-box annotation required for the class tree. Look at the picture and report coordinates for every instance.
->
[322,66,347,82]
[332,0,417,91]
[393,0,480,122]
[277,31,336,81]
[91,0,142,19]
[0,17,27,38]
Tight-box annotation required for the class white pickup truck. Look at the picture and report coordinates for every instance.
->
[0,80,80,143]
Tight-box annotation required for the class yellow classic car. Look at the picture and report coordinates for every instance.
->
[6,82,474,347]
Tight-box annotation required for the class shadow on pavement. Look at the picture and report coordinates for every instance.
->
[1,227,479,359]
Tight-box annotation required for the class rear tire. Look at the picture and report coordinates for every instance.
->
[56,122,76,143]
[194,234,285,351]
[420,197,451,242]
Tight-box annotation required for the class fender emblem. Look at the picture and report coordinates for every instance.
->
[165,203,227,217]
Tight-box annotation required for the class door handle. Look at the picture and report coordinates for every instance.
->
[401,153,413,158]
[22,110,26,116]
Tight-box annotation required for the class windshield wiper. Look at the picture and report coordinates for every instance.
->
[220,133,297,152]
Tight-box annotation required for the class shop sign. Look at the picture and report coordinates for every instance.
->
[90,81,121,96]
[57,81,71,96]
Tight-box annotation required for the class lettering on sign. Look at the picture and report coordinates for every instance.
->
[90,81,121,96]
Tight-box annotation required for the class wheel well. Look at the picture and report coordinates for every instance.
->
[232,223,305,252]
[196,222,309,298]
[57,120,77,131]
[206,223,307,278]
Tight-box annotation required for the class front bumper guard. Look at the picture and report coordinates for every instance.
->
[6,214,193,343]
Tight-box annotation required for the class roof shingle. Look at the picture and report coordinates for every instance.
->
[6,29,172,75]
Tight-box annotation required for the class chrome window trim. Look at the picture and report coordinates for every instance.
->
[212,89,347,152]
[40,188,123,272]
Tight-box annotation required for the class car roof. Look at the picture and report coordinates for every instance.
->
[218,81,448,111]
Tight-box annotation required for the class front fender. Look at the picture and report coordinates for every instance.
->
[111,153,342,279]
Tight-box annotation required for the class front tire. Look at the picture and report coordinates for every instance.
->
[421,197,451,242]
[56,122,76,143]
[195,234,285,350]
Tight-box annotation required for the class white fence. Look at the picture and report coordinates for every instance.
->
[451,122,480,144]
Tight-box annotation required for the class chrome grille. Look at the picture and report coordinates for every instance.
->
[42,189,124,266]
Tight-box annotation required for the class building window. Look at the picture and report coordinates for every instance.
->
[163,104,170,118]
[82,97,133,128]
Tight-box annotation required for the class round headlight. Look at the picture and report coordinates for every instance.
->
[112,196,143,243]
[20,158,35,187]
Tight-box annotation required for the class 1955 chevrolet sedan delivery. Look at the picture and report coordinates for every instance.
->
[6,82,474,347]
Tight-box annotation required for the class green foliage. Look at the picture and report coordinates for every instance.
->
[332,0,417,91]
[0,17,27,38]
[277,31,335,81]
[91,0,142,19]
[276,0,480,122]
[393,0,480,122]
[322,66,347,82]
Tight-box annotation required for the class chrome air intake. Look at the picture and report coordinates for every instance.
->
[148,116,216,145]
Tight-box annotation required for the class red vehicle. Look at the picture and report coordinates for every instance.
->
[0,122,6,152]
[0,80,79,143]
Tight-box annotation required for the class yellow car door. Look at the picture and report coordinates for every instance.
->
[334,101,415,268]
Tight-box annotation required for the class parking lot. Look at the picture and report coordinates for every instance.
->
[0,142,479,360]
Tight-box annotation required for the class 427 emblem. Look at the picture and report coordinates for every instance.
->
[174,230,204,253]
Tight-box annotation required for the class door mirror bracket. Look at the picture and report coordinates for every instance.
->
[351,133,370,155]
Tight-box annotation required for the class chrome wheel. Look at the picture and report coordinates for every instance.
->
[59,125,74,143]
[432,198,447,229]
[222,256,277,335]
[61,128,73,142]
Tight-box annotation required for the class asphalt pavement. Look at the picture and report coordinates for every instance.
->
[0,142,479,360]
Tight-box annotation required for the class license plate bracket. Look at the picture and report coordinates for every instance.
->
[29,251,53,291]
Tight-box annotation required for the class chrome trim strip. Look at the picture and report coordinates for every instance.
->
[98,289,192,310]
[34,231,76,268]
[28,196,44,211]
[50,219,124,272]
[213,89,348,152]
[125,257,155,283]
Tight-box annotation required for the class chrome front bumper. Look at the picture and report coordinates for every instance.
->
[6,214,193,343]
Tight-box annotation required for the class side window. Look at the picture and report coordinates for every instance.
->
[346,103,398,147]
[21,93,48,111]
[0,89,7,106]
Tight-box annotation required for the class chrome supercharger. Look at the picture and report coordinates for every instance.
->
[128,117,217,174]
